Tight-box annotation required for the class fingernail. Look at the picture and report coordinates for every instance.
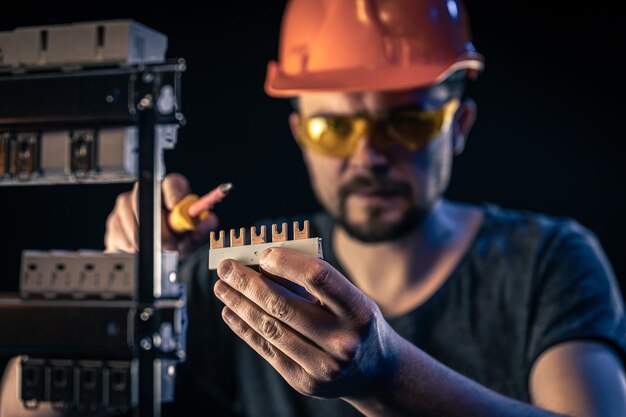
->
[214,281,228,296]
[223,308,235,322]
[218,261,232,280]
[219,182,233,195]
[259,248,272,266]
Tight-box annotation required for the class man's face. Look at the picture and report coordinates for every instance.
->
[290,83,473,242]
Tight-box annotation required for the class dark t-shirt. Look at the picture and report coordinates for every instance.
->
[164,202,626,417]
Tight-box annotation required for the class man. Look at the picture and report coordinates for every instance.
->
[3,0,625,416]
[155,2,623,416]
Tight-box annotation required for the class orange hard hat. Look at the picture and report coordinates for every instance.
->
[265,0,484,97]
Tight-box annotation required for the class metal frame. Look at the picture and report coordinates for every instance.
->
[137,81,160,417]
[0,60,186,417]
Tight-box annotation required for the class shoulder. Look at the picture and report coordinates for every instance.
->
[476,202,598,262]
[480,203,622,317]
[463,201,615,305]
[481,202,590,239]
[471,203,625,360]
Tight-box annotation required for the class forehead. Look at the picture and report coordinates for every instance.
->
[296,83,454,116]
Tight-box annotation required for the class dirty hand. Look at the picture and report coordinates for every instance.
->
[104,173,218,260]
[214,247,397,400]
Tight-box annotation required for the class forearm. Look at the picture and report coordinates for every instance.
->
[342,334,570,417]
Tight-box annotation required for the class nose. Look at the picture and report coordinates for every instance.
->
[348,135,390,175]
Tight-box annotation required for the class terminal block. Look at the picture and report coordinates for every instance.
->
[0,125,178,185]
[19,357,177,412]
[20,250,181,299]
[208,220,323,270]
[0,20,167,70]
[10,132,41,180]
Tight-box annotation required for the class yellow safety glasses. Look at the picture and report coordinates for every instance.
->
[295,98,460,158]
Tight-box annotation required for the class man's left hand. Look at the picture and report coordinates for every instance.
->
[214,247,397,399]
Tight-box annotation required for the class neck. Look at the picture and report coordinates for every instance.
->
[332,199,483,316]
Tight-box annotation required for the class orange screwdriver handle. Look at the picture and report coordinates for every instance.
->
[168,194,208,233]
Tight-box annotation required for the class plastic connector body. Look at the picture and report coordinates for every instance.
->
[207,220,323,270]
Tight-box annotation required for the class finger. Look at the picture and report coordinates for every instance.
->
[104,213,120,252]
[162,173,191,210]
[113,213,136,252]
[116,193,138,250]
[214,280,340,379]
[217,260,336,348]
[104,213,135,253]
[130,182,139,222]
[259,247,372,321]
[220,306,320,397]
[187,184,228,217]
[260,269,320,305]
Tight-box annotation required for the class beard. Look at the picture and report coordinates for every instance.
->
[333,174,429,243]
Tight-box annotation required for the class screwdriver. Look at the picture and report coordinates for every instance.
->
[168,182,233,233]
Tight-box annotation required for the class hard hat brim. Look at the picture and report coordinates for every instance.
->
[264,54,484,98]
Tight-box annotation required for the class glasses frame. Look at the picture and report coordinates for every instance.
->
[295,98,461,158]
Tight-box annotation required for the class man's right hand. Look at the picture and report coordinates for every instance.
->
[104,173,218,261]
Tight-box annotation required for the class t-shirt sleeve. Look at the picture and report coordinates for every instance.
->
[527,219,626,367]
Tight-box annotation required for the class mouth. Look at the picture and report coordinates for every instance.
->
[351,187,404,197]
[339,175,413,209]
[349,189,407,205]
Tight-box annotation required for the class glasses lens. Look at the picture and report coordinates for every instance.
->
[298,116,365,157]
[387,112,442,150]
[386,99,459,151]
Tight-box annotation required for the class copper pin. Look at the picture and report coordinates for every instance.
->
[271,222,288,242]
[251,225,267,245]
[293,220,310,240]
[209,230,225,249]
[230,227,246,247]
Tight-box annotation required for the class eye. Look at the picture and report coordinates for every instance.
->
[326,118,350,135]
[323,118,354,143]
[307,117,352,141]
[387,112,442,149]
[390,114,436,136]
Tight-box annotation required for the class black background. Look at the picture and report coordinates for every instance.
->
[1,1,624,296]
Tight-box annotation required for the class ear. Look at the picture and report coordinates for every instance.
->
[452,97,477,155]
[288,112,301,140]
[289,111,313,163]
